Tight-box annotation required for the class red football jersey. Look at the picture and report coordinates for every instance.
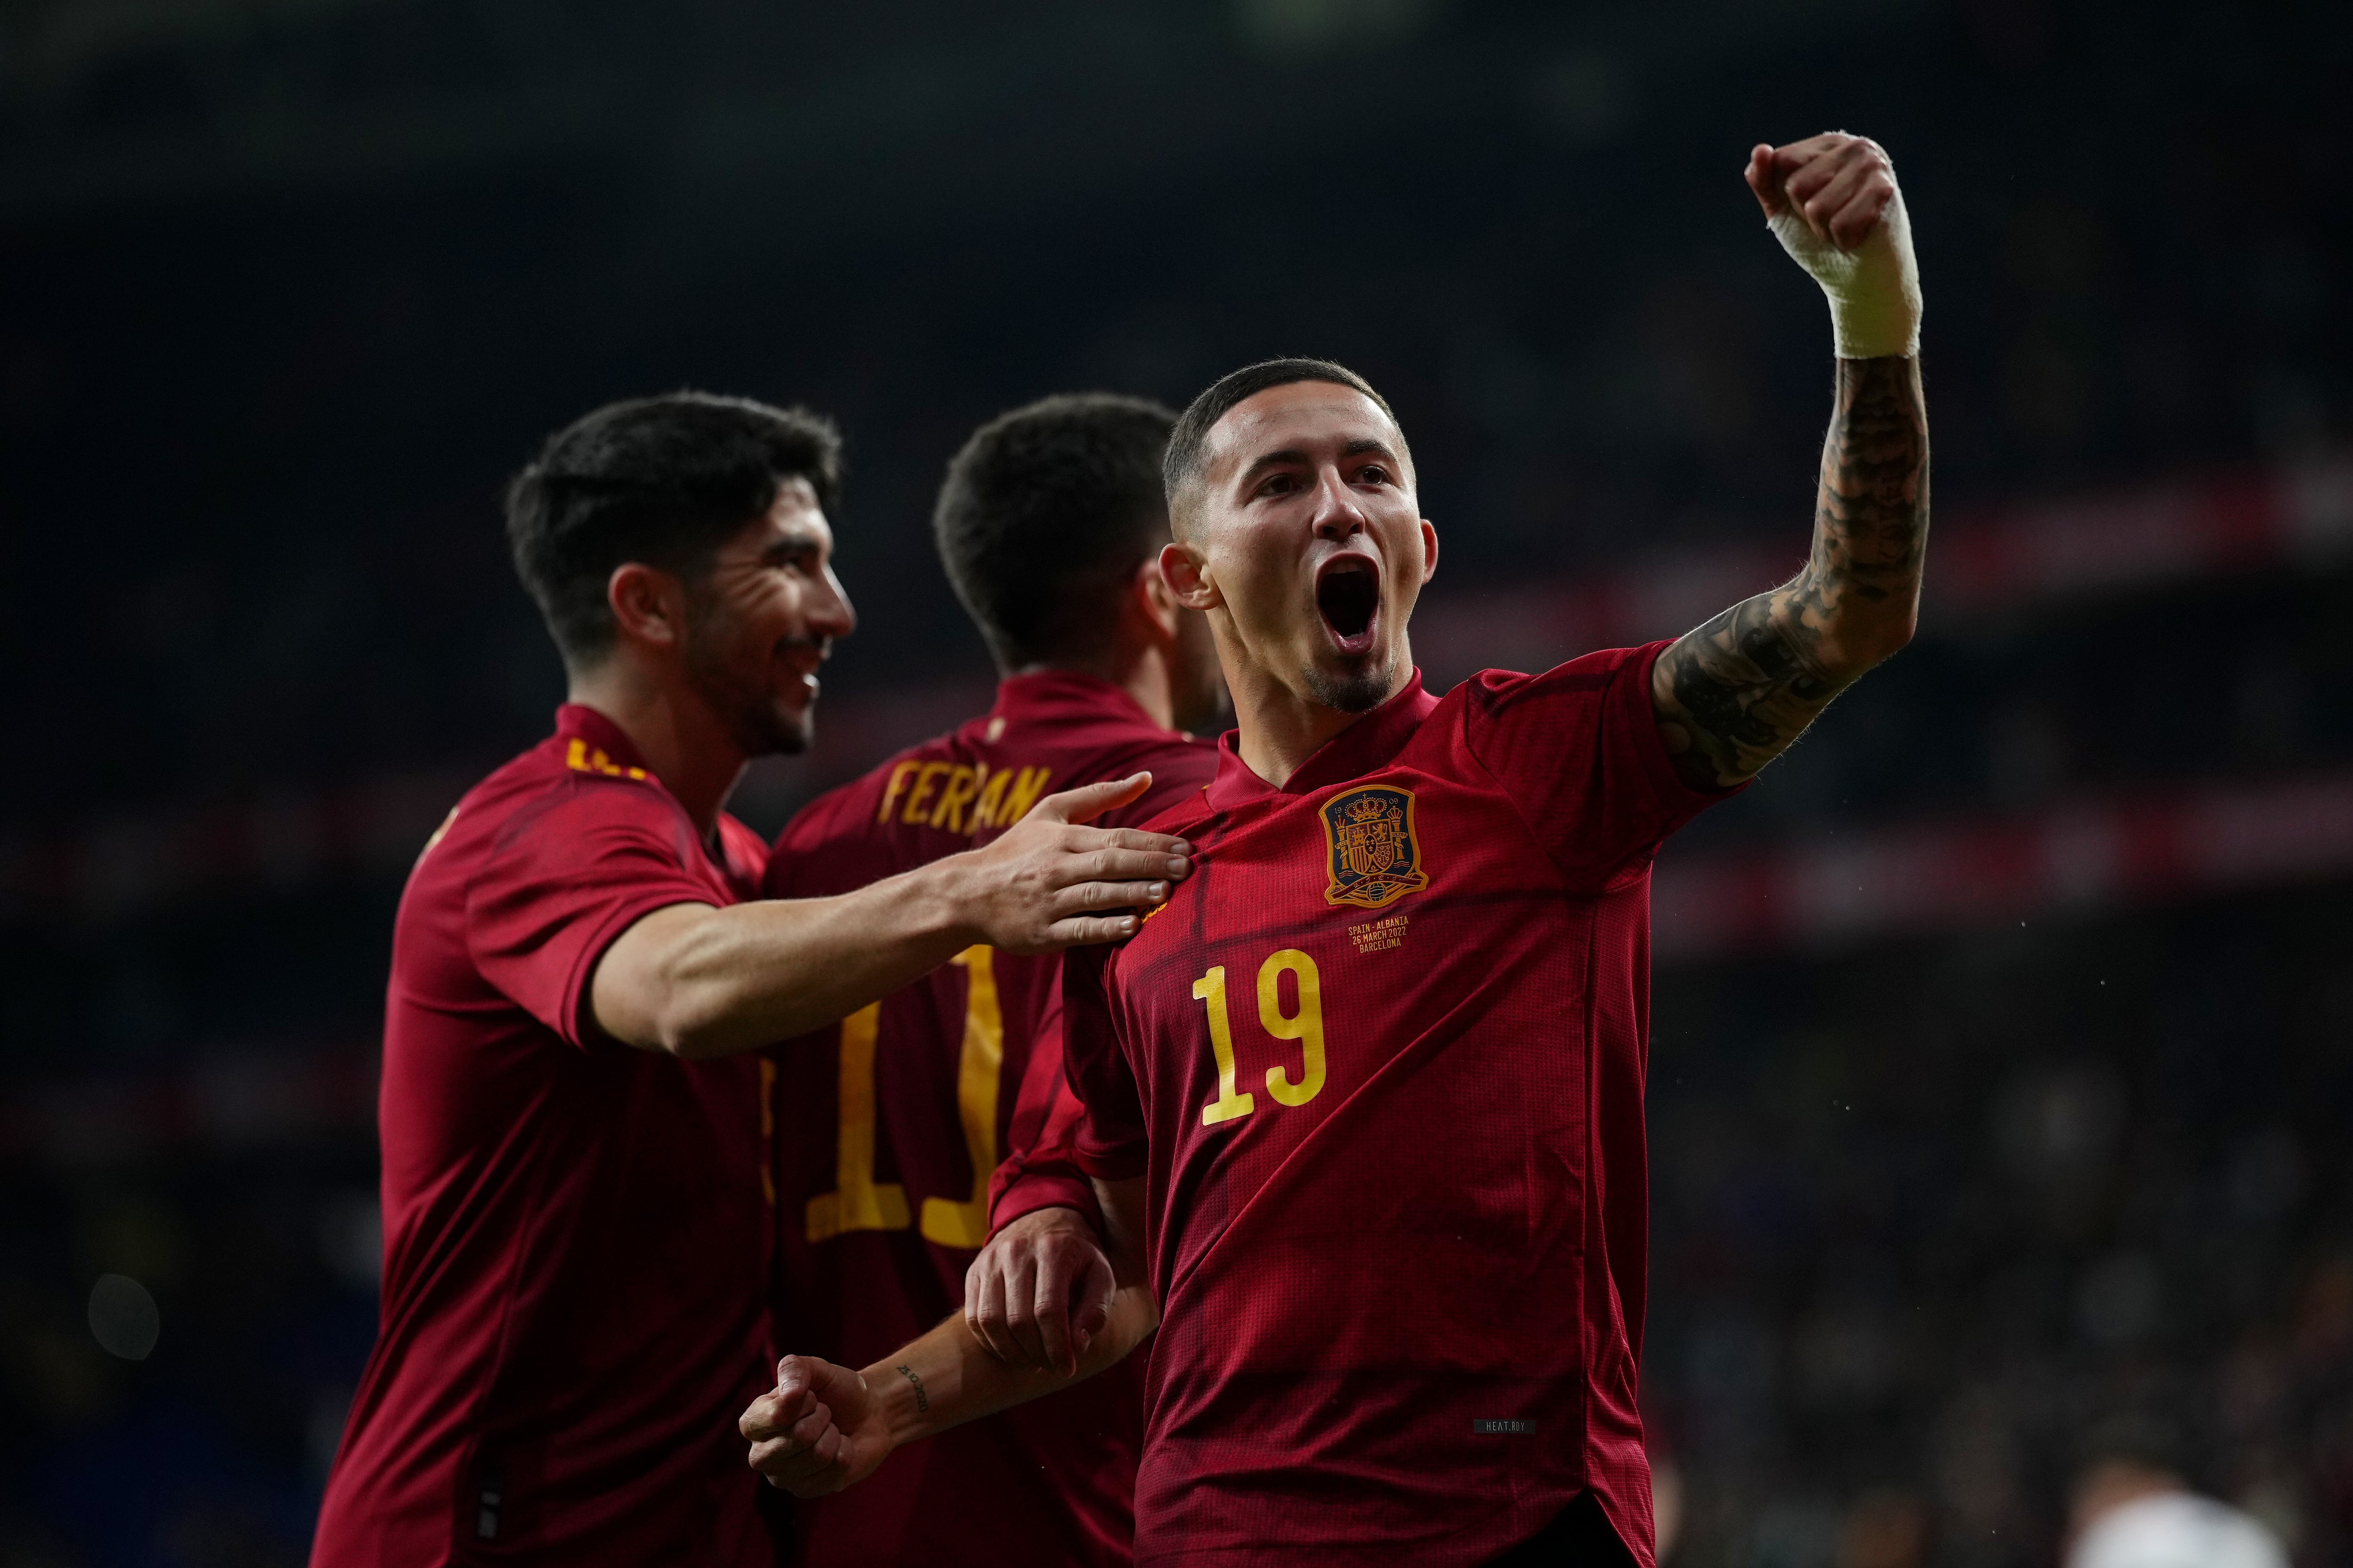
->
[764,672,1219,1568]
[1061,644,1734,1568]
[314,705,774,1568]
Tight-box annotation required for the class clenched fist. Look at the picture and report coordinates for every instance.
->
[741,1355,895,1498]
[1746,132,1921,359]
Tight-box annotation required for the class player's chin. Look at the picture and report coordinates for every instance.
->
[739,692,815,758]
[770,701,815,757]
[1301,647,1394,715]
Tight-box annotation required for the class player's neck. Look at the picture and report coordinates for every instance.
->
[1007,647,1178,733]
[1229,661,1412,790]
[564,662,748,842]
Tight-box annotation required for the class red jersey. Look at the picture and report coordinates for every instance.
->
[1062,645,1733,1568]
[764,672,1217,1568]
[314,705,774,1568]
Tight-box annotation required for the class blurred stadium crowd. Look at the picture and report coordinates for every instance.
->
[2,1,2348,1564]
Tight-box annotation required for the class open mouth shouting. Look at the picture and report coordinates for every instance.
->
[1315,553,1382,657]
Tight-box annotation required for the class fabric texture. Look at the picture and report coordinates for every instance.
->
[1059,644,1738,1567]
[764,672,1218,1568]
[313,705,775,1568]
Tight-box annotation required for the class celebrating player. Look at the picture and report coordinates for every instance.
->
[763,393,1224,1565]
[742,132,1929,1566]
[310,393,1192,1567]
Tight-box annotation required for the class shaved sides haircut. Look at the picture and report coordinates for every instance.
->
[934,391,1178,671]
[1162,357,1403,535]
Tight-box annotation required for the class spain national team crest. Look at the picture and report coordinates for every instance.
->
[1319,785,1430,910]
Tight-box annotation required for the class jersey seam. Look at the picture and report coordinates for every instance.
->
[446,1097,565,1563]
[1452,686,1592,899]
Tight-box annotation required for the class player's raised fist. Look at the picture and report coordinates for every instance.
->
[742,1354,891,1498]
[953,773,1194,955]
[1746,132,1896,251]
[1745,131,1922,360]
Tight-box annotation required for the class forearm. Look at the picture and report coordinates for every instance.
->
[598,774,1191,1057]
[1800,354,1930,670]
[1654,355,1928,786]
[864,1285,1158,1446]
[601,857,984,1058]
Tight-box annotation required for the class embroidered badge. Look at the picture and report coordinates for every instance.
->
[1319,785,1429,910]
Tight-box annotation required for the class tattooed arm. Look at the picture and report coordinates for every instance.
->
[1651,135,1930,789]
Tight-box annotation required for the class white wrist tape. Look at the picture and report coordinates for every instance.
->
[1768,184,1922,359]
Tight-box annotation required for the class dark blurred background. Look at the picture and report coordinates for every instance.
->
[4,2,2350,1564]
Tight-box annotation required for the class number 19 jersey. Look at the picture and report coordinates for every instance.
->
[1061,644,1736,1568]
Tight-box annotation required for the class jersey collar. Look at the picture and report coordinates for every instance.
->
[1205,670,1439,811]
[555,703,655,779]
[991,670,1159,729]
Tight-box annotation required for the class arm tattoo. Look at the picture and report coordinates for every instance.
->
[1652,356,1929,789]
[894,1363,930,1414]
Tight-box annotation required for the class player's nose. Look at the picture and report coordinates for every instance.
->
[810,565,857,639]
[1309,468,1368,542]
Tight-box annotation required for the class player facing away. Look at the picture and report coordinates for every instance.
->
[765,393,1226,1566]
[310,394,1193,1567]
[742,132,1930,1566]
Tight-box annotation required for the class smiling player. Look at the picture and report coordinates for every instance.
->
[742,132,1931,1566]
[311,393,1191,1568]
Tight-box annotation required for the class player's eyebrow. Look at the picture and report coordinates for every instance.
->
[1236,447,1309,486]
[761,529,823,564]
[1235,437,1402,487]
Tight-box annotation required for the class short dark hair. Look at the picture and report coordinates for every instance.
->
[506,391,844,668]
[1163,357,1402,533]
[933,392,1178,671]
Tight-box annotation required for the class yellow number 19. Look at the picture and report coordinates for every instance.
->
[1192,948,1327,1127]
[1257,950,1326,1106]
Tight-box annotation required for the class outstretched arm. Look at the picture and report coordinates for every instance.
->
[1652,133,1930,790]
[591,777,1190,1057]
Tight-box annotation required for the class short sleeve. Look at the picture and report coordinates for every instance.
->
[465,783,718,1048]
[986,993,1107,1239]
[1060,944,1149,1181]
[1461,640,1741,892]
[1098,735,1220,830]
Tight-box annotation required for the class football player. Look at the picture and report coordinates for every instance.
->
[745,132,1928,1567]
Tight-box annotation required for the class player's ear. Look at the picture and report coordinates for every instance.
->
[1132,557,1184,642]
[1159,541,1218,613]
[1418,518,1439,586]
[607,561,689,652]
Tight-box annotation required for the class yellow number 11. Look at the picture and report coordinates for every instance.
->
[1192,949,1327,1128]
[805,945,1002,1247]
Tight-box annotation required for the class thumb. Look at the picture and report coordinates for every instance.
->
[779,1354,859,1411]
[1744,142,1784,216]
[1070,1251,1114,1347]
[805,1357,865,1402]
[1034,772,1152,826]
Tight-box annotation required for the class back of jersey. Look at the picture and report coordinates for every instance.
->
[765,671,1215,1568]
